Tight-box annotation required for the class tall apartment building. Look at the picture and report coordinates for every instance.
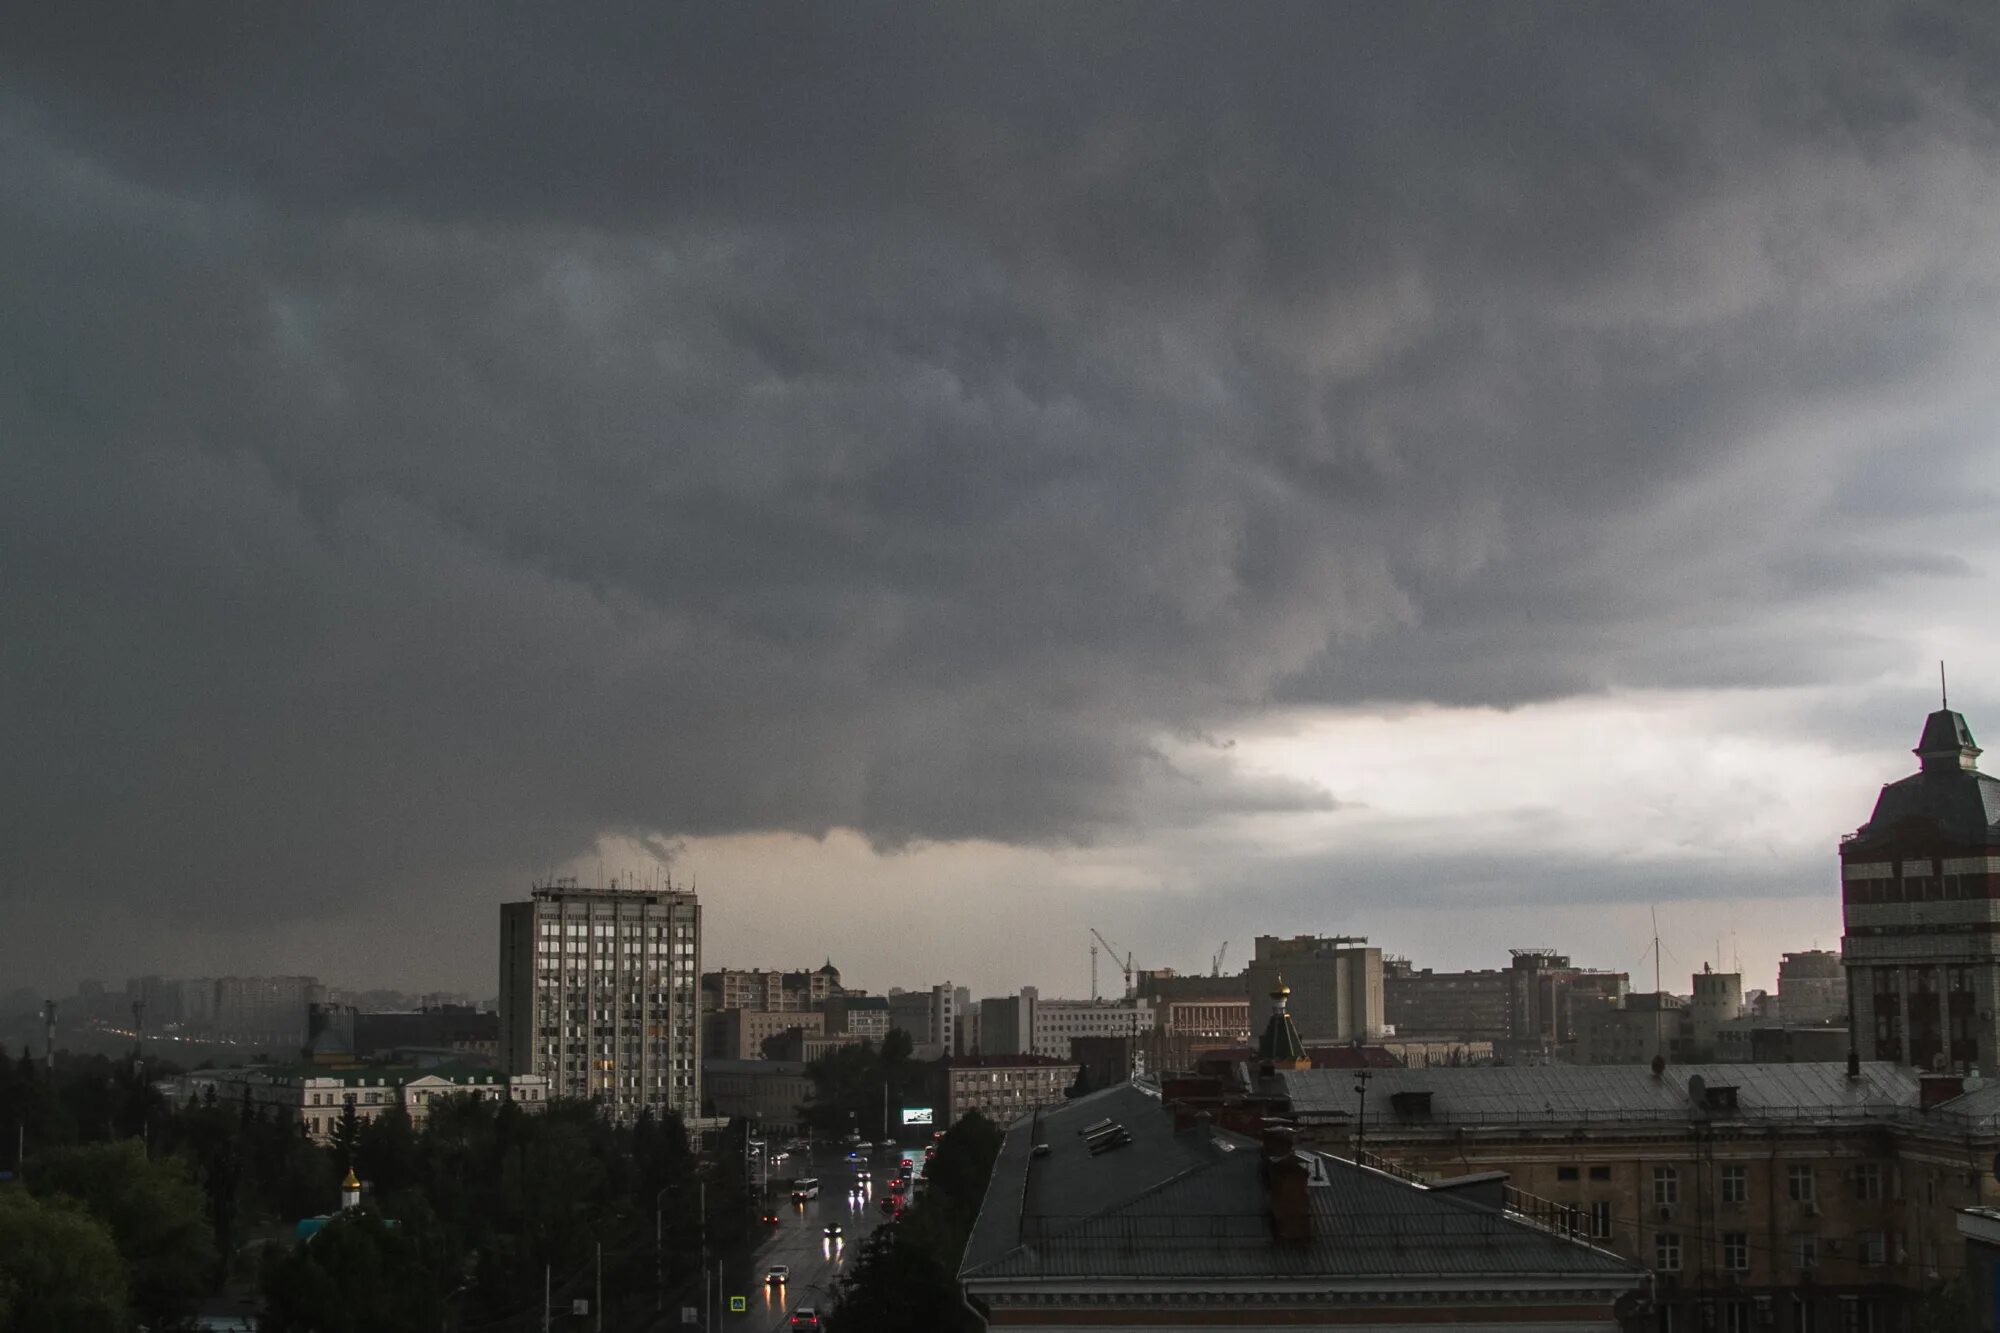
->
[700,962,841,1014]
[1842,704,2000,1073]
[1775,950,1847,1026]
[1244,935,1383,1044]
[499,878,701,1123]
[1382,959,1509,1041]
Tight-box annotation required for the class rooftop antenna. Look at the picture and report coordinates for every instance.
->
[1941,660,1949,710]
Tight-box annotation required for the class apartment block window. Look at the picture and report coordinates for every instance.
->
[1794,1297,1818,1333]
[1792,1233,1819,1271]
[1655,1232,1682,1272]
[1557,1165,1579,1182]
[1856,1231,1886,1267]
[1852,1162,1882,1201]
[1839,1297,1878,1333]
[1722,1232,1749,1272]
[1721,1164,1748,1204]
[1787,1165,1816,1204]
[1591,1200,1613,1239]
[1721,1303,1753,1333]
[1653,1165,1680,1206]
[1589,1165,1612,1181]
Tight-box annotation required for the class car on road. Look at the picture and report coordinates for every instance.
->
[823,1222,843,1238]
[760,1208,781,1224]
[789,1308,821,1328]
[765,1265,789,1285]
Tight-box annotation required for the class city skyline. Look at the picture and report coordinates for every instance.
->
[6,7,2000,1007]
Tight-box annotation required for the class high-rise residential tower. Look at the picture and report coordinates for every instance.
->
[1842,705,2000,1072]
[499,877,701,1123]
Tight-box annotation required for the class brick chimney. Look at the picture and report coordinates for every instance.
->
[1261,1121,1310,1243]
[1920,1073,1965,1110]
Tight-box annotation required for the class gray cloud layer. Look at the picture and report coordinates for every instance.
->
[4,5,1998,962]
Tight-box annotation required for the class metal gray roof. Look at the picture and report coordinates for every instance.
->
[1281,1061,1920,1127]
[961,1082,1642,1288]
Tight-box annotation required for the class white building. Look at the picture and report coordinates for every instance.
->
[162,1064,548,1144]
[887,983,958,1058]
[499,877,701,1123]
[1029,997,1154,1060]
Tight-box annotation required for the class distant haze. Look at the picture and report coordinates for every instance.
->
[3,5,1997,1000]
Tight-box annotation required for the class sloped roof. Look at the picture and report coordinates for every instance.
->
[1281,1061,1918,1126]
[961,1082,1641,1288]
[1848,709,2000,848]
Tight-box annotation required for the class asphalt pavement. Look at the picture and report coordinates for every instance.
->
[708,1144,914,1332]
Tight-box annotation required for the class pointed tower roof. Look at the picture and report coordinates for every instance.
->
[1916,709,1982,773]
[341,1167,361,1191]
[1257,974,1308,1069]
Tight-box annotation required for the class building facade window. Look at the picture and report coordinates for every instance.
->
[1721,1164,1748,1204]
[1722,1232,1749,1271]
[1653,1165,1679,1206]
[1655,1232,1681,1272]
[1792,1233,1819,1271]
[1590,1200,1613,1239]
[1851,1162,1881,1201]
[1787,1165,1815,1204]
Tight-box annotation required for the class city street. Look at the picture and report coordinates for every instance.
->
[706,1145,910,1331]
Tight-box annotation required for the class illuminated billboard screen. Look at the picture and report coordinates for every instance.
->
[900,1107,934,1126]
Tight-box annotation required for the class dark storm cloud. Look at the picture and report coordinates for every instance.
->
[4,4,1999,947]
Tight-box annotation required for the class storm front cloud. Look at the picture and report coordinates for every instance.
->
[4,4,1998,995]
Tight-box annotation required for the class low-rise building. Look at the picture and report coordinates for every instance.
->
[938,1054,1076,1128]
[162,1064,547,1143]
[960,1082,1646,1329]
[702,1058,813,1137]
[703,1008,825,1060]
[1278,1060,1996,1331]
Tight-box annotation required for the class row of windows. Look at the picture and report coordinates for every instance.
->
[1652,1230,1893,1273]
[1646,1163,1880,1206]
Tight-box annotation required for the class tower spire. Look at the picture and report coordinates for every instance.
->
[1941,659,1948,709]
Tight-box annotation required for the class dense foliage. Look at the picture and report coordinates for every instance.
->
[799,1027,920,1139]
[0,1045,757,1331]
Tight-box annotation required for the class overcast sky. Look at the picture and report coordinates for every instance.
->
[4,5,1998,1004]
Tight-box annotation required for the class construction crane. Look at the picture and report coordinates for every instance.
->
[1211,941,1229,978]
[1090,928,1133,1000]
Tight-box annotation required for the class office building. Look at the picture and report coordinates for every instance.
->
[702,1059,814,1137]
[1244,935,1383,1044]
[1028,997,1154,1060]
[1383,959,1510,1042]
[1504,950,1626,1058]
[1841,703,2000,1073]
[886,984,957,1057]
[936,1053,1077,1128]
[1776,950,1847,1026]
[498,877,701,1123]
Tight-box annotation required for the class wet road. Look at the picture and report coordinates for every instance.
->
[714,1144,919,1331]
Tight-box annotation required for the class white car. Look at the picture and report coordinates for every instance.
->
[766,1265,789,1285]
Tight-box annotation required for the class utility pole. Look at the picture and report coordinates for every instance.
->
[542,1264,550,1333]
[42,999,56,1074]
[594,1242,601,1333]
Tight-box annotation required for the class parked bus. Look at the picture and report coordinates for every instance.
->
[790,1177,820,1201]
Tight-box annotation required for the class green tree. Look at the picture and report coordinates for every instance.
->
[329,1101,360,1171]
[27,1139,215,1332]
[0,1186,126,1333]
[259,1209,444,1333]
